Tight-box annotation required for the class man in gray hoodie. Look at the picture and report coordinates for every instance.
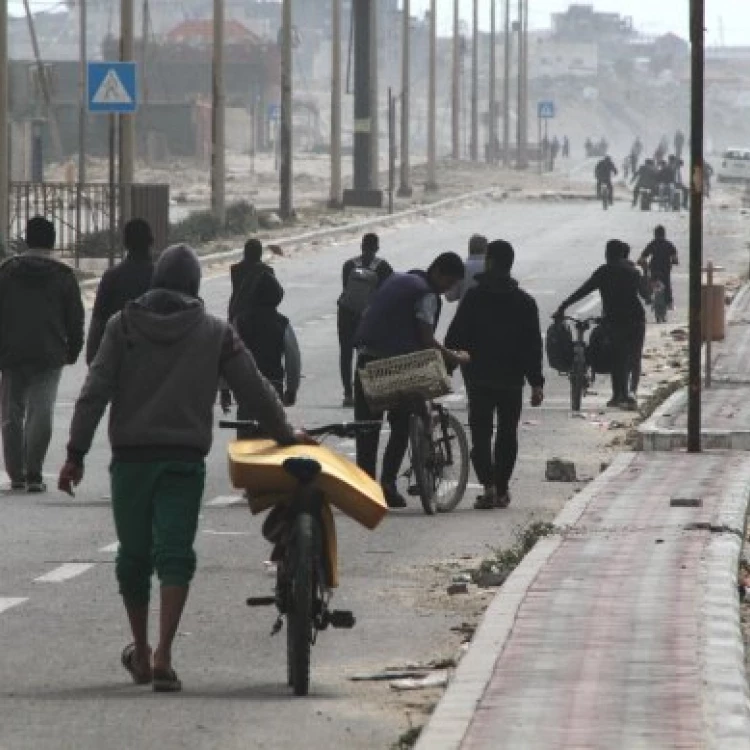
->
[58,244,304,692]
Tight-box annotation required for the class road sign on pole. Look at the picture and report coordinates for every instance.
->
[537,100,555,119]
[87,62,138,114]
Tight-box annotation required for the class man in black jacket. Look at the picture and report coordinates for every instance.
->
[446,240,544,510]
[555,240,647,410]
[227,238,281,323]
[639,225,678,308]
[0,217,84,492]
[86,218,155,364]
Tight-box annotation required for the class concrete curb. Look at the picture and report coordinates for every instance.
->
[415,454,635,750]
[701,458,750,749]
[638,282,750,451]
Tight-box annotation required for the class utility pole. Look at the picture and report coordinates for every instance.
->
[397,0,412,197]
[522,0,529,166]
[212,0,226,223]
[23,0,64,162]
[279,0,292,218]
[452,0,460,160]
[426,0,438,191]
[515,0,527,168]
[471,0,479,161]
[687,0,704,453]
[369,0,379,189]
[503,0,511,166]
[120,0,135,225]
[0,0,8,252]
[78,0,87,185]
[488,0,497,164]
[141,0,149,106]
[329,0,342,208]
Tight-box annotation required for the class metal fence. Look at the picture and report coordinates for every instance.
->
[8,182,118,261]
[7,182,170,264]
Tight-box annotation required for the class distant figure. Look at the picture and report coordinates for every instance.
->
[87,218,155,365]
[550,136,561,170]
[0,217,85,493]
[674,129,685,160]
[228,238,281,323]
[654,136,668,164]
[446,234,488,303]
[562,136,570,159]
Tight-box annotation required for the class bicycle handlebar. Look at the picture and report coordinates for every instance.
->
[218,420,381,440]
[554,314,602,325]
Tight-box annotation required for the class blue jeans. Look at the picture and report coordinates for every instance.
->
[0,367,62,484]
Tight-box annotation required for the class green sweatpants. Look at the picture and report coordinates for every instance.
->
[110,461,206,606]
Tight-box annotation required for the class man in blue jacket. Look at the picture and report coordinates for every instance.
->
[446,240,544,510]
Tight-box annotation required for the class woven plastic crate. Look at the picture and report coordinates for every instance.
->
[359,349,452,410]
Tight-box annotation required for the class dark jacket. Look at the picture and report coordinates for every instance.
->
[561,260,646,325]
[228,261,280,321]
[68,289,294,465]
[0,252,84,371]
[355,272,433,357]
[641,239,678,275]
[445,273,544,389]
[86,254,154,364]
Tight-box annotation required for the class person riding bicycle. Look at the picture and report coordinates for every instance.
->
[595,155,617,203]
[631,158,658,207]
[554,240,647,410]
[639,225,679,309]
[445,240,544,510]
[353,253,468,509]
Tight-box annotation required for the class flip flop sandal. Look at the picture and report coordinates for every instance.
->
[121,643,152,685]
[153,668,182,693]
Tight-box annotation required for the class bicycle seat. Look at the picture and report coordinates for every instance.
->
[283,457,322,484]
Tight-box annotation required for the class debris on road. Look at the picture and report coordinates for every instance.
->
[390,671,450,691]
[447,582,469,596]
[546,458,577,482]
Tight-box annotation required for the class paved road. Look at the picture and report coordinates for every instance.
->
[0,194,743,749]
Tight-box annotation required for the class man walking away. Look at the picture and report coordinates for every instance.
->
[87,218,155,364]
[639,225,678,309]
[354,253,467,508]
[228,238,281,323]
[446,234,487,303]
[338,233,393,407]
[59,244,305,692]
[0,217,84,492]
[229,271,301,406]
[555,240,647,410]
[446,241,544,509]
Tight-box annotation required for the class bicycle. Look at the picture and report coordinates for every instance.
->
[557,315,602,412]
[403,399,470,515]
[220,419,386,697]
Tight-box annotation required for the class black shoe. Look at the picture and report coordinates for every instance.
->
[26,481,47,494]
[382,483,407,509]
[342,395,355,408]
[474,487,497,510]
[621,397,638,411]
[9,481,26,492]
[606,398,620,408]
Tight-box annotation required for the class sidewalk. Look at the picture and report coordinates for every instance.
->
[417,285,750,750]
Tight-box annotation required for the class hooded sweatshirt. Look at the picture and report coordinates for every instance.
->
[67,250,294,465]
[445,272,544,389]
[0,252,84,370]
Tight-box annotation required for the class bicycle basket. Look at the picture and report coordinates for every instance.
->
[358,349,452,410]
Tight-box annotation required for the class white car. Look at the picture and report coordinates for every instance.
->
[717,148,750,183]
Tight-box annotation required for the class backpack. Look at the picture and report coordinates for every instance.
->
[546,321,574,373]
[587,322,614,375]
[338,258,382,315]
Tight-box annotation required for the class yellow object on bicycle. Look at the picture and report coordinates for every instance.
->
[227,439,388,531]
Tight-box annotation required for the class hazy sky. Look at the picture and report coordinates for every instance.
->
[9,1,750,47]
[411,0,749,47]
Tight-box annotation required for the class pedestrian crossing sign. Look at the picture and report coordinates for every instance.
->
[537,100,555,119]
[87,62,138,114]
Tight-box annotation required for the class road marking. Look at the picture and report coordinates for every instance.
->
[202,530,251,536]
[99,542,119,553]
[206,495,244,507]
[0,598,28,615]
[34,563,96,583]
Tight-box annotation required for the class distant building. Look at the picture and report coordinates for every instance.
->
[552,4,634,43]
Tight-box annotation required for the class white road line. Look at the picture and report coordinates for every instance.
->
[0,598,28,615]
[206,495,244,508]
[99,542,119,553]
[202,530,251,536]
[34,563,96,583]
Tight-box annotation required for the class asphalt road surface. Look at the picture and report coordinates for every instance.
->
[0,193,744,749]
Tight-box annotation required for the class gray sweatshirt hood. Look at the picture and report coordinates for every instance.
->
[123,289,205,346]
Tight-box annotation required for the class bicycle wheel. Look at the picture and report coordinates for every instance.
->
[409,414,437,515]
[570,352,585,412]
[286,511,319,696]
[434,413,470,513]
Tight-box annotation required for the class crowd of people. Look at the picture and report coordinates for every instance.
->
[0,212,678,689]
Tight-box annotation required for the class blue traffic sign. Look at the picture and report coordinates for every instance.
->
[537,100,556,119]
[87,62,138,114]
